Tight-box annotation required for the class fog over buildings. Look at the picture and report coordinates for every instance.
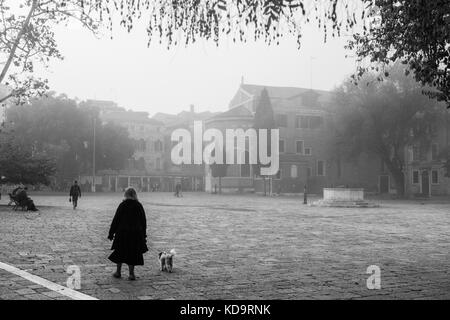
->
[38,22,357,116]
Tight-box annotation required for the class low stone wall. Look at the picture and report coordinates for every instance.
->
[323,188,364,201]
[312,188,378,207]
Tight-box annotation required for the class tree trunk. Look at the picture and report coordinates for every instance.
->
[383,153,406,197]
[389,167,405,197]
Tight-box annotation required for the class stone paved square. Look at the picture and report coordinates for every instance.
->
[1,193,449,300]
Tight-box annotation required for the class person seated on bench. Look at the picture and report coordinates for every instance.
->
[16,187,38,211]
[8,185,23,206]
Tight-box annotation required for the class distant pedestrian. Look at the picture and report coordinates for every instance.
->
[69,180,82,209]
[178,183,183,197]
[108,187,148,281]
[174,183,182,197]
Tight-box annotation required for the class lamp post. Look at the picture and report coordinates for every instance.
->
[303,184,308,205]
[92,117,96,193]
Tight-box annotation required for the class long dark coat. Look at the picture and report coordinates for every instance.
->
[108,199,148,266]
[69,185,81,199]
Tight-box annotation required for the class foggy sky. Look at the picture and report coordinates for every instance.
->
[37,21,357,117]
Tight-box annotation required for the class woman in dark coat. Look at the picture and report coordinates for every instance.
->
[108,187,148,280]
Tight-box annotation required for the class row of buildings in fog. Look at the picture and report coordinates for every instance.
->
[80,80,450,197]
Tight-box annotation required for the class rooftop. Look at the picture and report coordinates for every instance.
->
[240,84,331,100]
[230,83,333,110]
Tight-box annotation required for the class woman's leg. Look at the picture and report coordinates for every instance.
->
[113,263,122,278]
[128,265,135,280]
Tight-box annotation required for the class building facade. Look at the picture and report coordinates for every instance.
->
[84,101,213,192]
[100,107,165,174]
[204,106,255,193]
[159,107,217,192]
[79,90,450,197]
[210,83,338,194]
[403,111,450,196]
[79,100,166,192]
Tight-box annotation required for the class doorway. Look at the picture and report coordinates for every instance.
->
[421,170,430,197]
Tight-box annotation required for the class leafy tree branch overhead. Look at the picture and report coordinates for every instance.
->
[347,0,450,108]
[0,0,365,104]
[98,0,363,46]
[1,0,448,107]
[96,0,450,107]
[0,0,101,104]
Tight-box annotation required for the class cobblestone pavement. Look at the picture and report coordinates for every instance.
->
[1,193,449,300]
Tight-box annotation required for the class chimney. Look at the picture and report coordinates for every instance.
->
[190,104,195,113]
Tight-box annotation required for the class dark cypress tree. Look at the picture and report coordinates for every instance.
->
[253,88,276,196]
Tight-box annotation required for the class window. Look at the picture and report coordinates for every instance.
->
[135,139,147,152]
[431,143,439,161]
[412,170,419,184]
[307,167,312,178]
[137,157,146,170]
[309,116,323,129]
[296,116,307,129]
[275,114,288,127]
[300,116,309,129]
[155,140,163,152]
[304,147,312,155]
[431,170,439,184]
[290,165,298,178]
[317,160,325,176]
[412,146,420,161]
[279,140,285,153]
[296,141,304,154]
[295,115,323,129]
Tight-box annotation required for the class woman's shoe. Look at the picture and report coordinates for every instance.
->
[112,272,121,278]
[128,274,136,281]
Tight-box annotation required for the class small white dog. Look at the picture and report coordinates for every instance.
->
[158,249,176,273]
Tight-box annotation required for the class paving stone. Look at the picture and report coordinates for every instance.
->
[15,288,36,295]
[1,193,450,300]
[42,291,64,298]
[23,294,50,300]
[108,288,121,293]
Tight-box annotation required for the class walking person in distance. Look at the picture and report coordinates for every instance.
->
[69,180,82,210]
